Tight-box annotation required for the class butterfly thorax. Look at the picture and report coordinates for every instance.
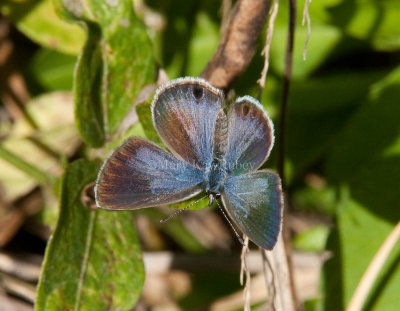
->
[205,159,226,197]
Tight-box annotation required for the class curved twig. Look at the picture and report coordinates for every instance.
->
[201,0,271,90]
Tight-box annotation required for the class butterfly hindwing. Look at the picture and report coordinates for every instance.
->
[221,170,283,250]
[223,96,274,175]
[152,77,225,170]
[95,138,204,210]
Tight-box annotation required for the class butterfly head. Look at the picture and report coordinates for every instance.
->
[207,190,221,206]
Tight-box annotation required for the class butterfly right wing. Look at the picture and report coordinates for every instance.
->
[95,138,204,210]
[221,170,283,250]
[223,96,274,175]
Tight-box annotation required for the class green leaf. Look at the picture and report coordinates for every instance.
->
[0,0,84,54]
[136,100,162,145]
[287,70,385,177]
[328,0,400,51]
[323,67,400,310]
[271,23,342,79]
[73,23,105,147]
[36,160,144,310]
[56,0,156,146]
[327,67,400,183]
[323,191,400,311]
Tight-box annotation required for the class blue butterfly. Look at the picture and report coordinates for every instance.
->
[95,77,283,250]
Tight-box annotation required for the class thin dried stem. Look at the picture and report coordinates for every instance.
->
[302,0,312,60]
[347,221,400,311]
[262,249,276,310]
[257,0,279,92]
[240,235,251,311]
[264,234,296,311]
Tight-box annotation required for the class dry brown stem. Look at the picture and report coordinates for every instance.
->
[201,0,271,90]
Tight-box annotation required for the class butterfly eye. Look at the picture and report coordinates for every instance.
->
[192,85,203,100]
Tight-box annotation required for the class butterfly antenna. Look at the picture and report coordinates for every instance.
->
[215,199,245,245]
[160,195,208,223]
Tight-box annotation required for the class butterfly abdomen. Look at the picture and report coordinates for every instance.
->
[213,109,228,162]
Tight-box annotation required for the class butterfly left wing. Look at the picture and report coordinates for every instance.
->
[95,138,204,210]
[152,77,225,170]
[221,170,283,250]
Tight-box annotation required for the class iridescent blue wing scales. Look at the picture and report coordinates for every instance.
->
[95,138,204,210]
[221,170,283,250]
[224,96,274,175]
[152,77,225,170]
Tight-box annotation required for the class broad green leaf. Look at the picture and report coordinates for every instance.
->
[270,0,400,79]
[270,0,346,79]
[135,100,162,145]
[123,122,146,140]
[323,191,400,311]
[73,23,105,147]
[271,23,342,79]
[36,160,144,310]
[323,68,400,310]
[286,70,385,177]
[327,67,400,183]
[328,0,400,51]
[56,0,156,146]
[0,0,84,54]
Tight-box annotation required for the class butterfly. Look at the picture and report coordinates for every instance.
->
[95,77,283,250]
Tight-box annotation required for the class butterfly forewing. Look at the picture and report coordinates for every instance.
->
[224,96,274,175]
[95,138,204,210]
[152,78,225,170]
[221,170,283,250]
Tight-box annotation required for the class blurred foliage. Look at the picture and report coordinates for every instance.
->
[0,0,84,54]
[0,0,400,310]
[36,160,144,310]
